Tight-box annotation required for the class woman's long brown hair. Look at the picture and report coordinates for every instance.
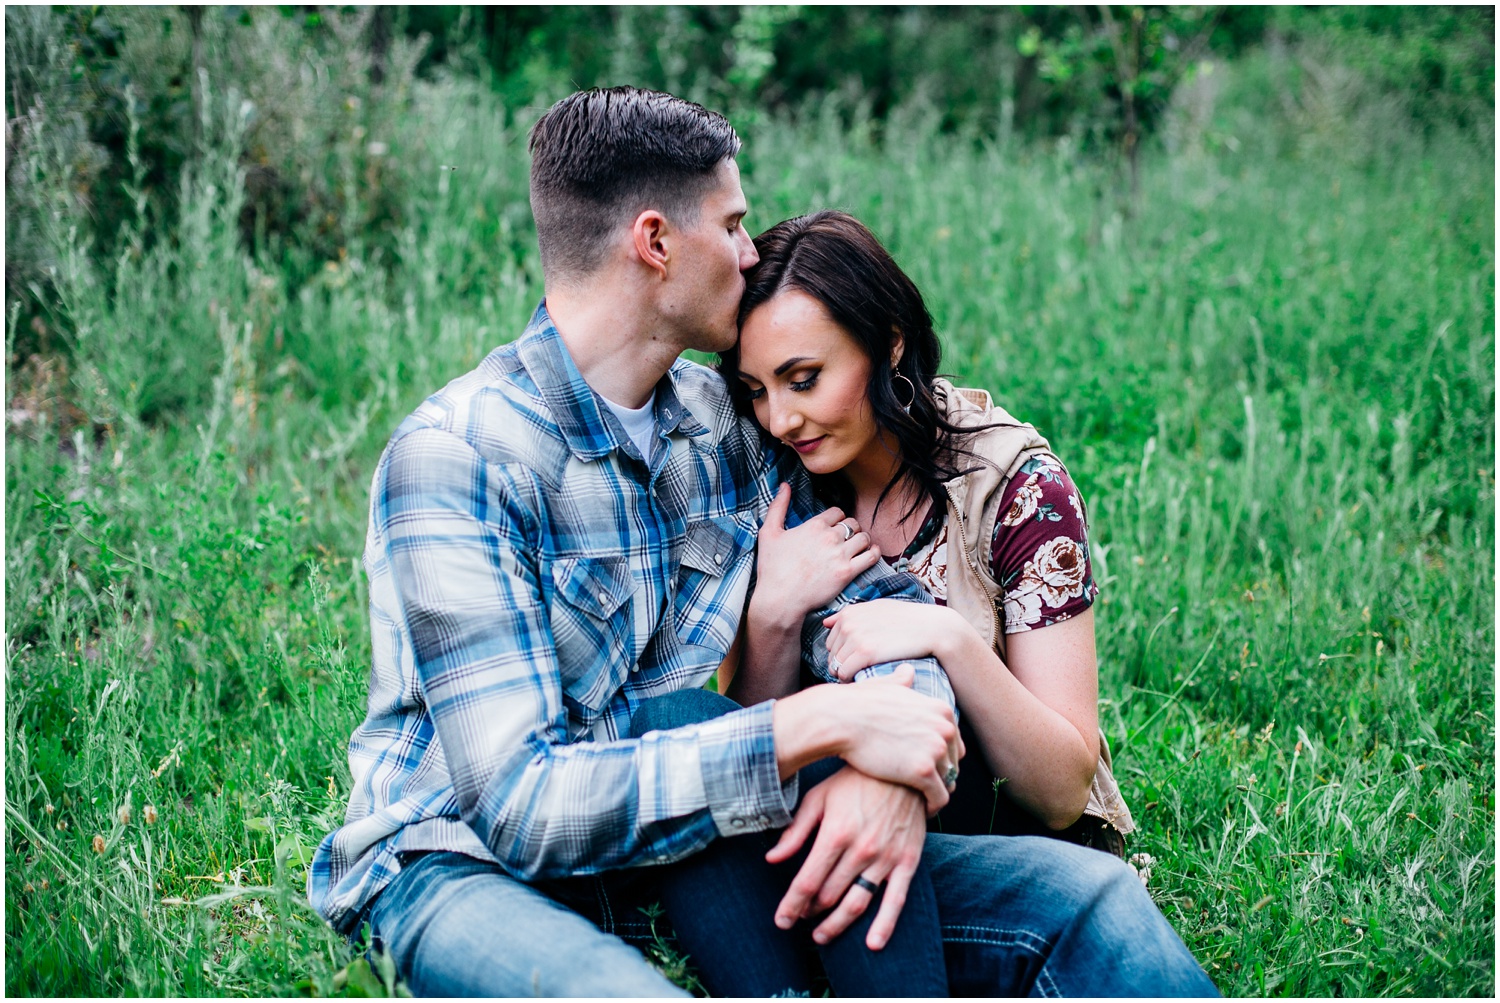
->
[720,210,1008,521]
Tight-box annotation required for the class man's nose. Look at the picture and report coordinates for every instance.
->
[738,228,759,271]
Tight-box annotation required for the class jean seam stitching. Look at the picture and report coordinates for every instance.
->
[1037,967,1062,997]
[941,924,1052,953]
[595,878,615,933]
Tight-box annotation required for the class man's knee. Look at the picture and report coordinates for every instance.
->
[628,687,740,736]
[369,852,688,997]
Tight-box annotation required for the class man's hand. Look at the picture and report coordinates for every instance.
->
[752,483,881,623]
[835,665,963,813]
[766,766,928,951]
[773,664,962,813]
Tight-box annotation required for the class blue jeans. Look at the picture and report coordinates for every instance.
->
[629,691,1214,998]
[358,688,1218,997]
[359,850,688,997]
[361,839,1216,997]
[629,689,949,996]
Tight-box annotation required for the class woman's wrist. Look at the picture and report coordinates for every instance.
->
[737,592,808,704]
[932,606,986,677]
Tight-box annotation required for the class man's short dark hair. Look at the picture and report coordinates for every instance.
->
[528,87,742,280]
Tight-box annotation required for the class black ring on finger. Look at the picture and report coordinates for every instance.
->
[852,874,881,895]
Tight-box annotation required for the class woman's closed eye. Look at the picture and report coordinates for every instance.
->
[739,371,817,399]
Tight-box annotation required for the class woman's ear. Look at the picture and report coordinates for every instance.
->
[890,329,906,368]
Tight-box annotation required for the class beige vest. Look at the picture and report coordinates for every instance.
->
[934,378,1135,836]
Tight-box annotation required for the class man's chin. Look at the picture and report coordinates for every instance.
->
[696,326,739,356]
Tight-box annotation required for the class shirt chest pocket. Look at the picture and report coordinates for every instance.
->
[673,516,757,655]
[550,555,637,719]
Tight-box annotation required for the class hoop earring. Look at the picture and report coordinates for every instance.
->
[891,370,916,414]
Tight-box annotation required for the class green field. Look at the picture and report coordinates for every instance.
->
[6,34,1494,999]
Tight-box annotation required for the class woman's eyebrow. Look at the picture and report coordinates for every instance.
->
[773,356,814,376]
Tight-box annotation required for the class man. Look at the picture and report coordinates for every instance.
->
[310,86,1216,998]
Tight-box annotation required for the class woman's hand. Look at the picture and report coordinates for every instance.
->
[752,483,881,625]
[823,599,974,681]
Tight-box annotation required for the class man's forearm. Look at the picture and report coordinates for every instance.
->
[771,671,958,812]
[770,686,849,779]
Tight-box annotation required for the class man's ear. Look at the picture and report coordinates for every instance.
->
[631,209,671,279]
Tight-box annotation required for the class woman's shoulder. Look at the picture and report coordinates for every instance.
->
[990,453,1098,633]
[991,453,1087,540]
[934,383,1050,485]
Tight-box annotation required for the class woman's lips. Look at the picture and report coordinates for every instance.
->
[791,436,825,455]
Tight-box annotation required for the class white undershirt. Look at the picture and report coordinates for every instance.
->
[600,391,658,464]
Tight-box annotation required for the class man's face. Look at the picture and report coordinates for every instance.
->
[665,159,758,354]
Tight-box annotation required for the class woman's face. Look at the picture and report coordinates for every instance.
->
[736,289,888,479]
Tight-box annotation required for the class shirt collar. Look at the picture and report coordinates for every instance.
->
[514,301,712,462]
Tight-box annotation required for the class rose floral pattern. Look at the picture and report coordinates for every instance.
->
[1016,535,1090,607]
[994,454,1097,633]
[897,452,1097,635]
[1000,479,1043,527]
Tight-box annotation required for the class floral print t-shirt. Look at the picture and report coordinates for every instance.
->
[899,453,1098,632]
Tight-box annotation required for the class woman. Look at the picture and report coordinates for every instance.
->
[638,210,1134,996]
[721,209,1133,850]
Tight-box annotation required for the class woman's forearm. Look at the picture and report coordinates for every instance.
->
[727,592,804,705]
[937,630,1098,830]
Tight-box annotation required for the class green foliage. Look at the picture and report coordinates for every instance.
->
[1270,6,1495,132]
[5,9,1494,997]
[5,6,427,353]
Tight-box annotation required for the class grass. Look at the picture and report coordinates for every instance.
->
[6,52,1494,997]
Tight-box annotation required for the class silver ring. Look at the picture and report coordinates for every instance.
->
[853,875,881,895]
[840,521,853,541]
[944,765,959,789]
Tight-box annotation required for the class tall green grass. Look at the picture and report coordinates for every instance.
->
[6,52,1493,996]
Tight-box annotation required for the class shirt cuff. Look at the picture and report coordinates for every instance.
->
[696,699,798,837]
[853,656,958,717]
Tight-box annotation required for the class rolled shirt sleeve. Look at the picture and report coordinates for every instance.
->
[802,570,958,711]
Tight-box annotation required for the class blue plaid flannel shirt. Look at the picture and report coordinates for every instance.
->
[308,302,954,933]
